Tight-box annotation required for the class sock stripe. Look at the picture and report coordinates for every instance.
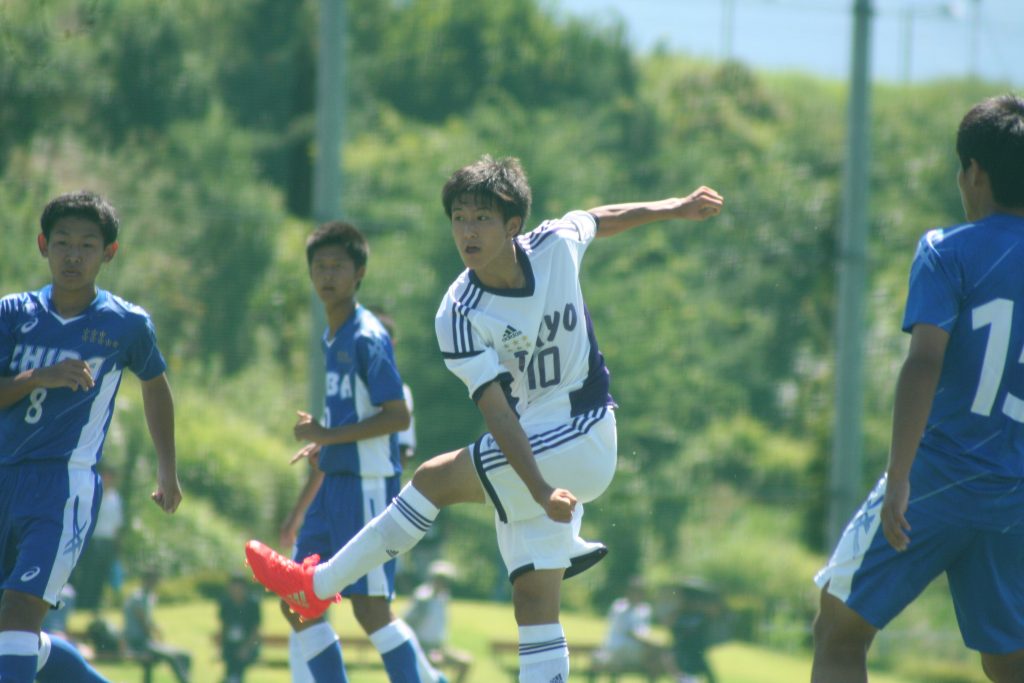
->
[519,637,567,656]
[393,496,432,532]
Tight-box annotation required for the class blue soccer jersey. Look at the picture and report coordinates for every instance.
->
[903,213,1024,481]
[316,305,405,477]
[0,286,166,468]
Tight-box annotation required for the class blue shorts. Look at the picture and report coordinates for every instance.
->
[815,454,1024,654]
[294,472,399,599]
[0,461,101,606]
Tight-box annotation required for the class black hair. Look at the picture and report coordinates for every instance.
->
[441,155,532,230]
[956,94,1024,208]
[40,191,120,245]
[305,220,369,271]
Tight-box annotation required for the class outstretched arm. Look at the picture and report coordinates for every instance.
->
[591,186,724,239]
[881,323,947,551]
[140,373,183,514]
[476,381,576,522]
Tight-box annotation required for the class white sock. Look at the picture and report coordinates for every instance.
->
[295,622,340,661]
[313,484,438,599]
[518,623,569,683]
[289,631,316,683]
[36,632,51,672]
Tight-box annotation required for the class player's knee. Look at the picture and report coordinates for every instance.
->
[813,588,875,652]
[411,449,484,508]
[350,596,391,633]
[981,651,1024,683]
[812,608,872,654]
[0,589,50,631]
[511,570,562,624]
[410,459,453,506]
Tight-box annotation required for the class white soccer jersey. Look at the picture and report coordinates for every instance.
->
[435,210,615,426]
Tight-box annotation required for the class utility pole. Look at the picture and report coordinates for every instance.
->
[309,0,345,414]
[721,0,737,60]
[829,0,873,548]
[900,5,915,84]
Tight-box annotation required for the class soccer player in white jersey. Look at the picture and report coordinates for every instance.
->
[812,96,1024,682]
[247,156,723,682]
[0,191,182,683]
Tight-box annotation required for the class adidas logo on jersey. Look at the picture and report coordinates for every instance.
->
[386,549,400,557]
[549,675,564,683]
[502,325,523,342]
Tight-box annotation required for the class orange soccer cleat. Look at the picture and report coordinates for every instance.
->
[244,540,340,620]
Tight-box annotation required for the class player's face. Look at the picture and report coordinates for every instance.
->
[309,245,364,308]
[40,216,116,293]
[450,198,519,273]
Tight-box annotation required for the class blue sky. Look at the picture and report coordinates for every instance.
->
[555,0,1023,86]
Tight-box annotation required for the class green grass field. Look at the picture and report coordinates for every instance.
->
[68,596,930,683]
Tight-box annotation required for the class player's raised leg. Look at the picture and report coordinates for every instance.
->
[247,447,482,618]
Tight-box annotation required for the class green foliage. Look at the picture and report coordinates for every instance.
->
[362,0,635,122]
[0,1,71,166]
[200,0,316,214]
[82,0,212,144]
[0,156,55,293]
[103,376,303,584]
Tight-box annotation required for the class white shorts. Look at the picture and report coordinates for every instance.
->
[469,406,617,580]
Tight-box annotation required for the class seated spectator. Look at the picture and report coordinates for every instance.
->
[217,572,262,683]
[403,560,472,683]
[591,576,666,679]
[664,578,725,683]
[123,568,192,683]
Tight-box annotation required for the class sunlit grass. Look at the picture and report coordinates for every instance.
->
[71,597,933,683]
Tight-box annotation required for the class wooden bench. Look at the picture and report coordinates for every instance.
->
[65,629,156,683]
[490,639,668,683]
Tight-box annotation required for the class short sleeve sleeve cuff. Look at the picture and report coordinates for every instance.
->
[902,229,961,333]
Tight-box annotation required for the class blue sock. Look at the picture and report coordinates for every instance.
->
[0,630,40,683]
[296,622,348,683]
[370,621,426,683]
[379,640,420,683]
[308,642,348,683]
[38,633,110,682]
